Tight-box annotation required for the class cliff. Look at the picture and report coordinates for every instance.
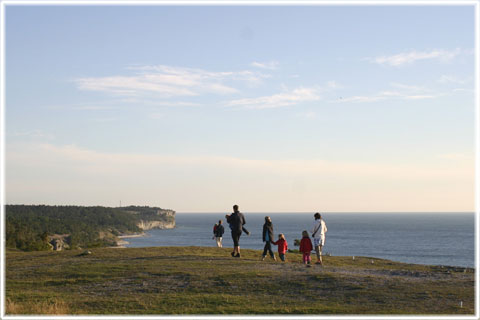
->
[120,206,176,231]
[136,219,175,230]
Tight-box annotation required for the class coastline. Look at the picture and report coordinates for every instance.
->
[118,233,147,239]
[112,233,147,248]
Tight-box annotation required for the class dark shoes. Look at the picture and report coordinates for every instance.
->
[235,253,241,258]
[231,252,235,257]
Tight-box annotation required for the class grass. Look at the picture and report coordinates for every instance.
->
[5,246,475,315]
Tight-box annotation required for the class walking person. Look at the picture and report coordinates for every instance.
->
[273,234,288,262]
[225,204,246,258]
[299,230,313,266]
[213,220,224,247]
[262,216,276,261]
[310,212,328,265]
[212,222,218,240]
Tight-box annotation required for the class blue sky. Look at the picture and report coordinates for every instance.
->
[4,4,476,212]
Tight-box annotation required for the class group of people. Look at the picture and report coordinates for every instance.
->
[212,205,328,266]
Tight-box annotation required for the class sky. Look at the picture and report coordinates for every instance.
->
[3,4,477,212]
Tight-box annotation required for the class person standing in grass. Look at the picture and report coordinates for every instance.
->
[262,216,276,261]
[226,204,246,258]
[273,234,288,262]
[299,230,313,266]
[311,212,328,265]
[213,220,224,247]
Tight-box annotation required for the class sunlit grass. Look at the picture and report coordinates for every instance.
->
[5,246,474,315]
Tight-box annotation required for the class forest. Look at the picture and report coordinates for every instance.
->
[5,205,171,251]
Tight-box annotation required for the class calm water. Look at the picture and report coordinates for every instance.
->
[125,212,475,268]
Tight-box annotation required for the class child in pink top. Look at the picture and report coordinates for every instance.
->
[273,234,288,262]
[299,230,313,265]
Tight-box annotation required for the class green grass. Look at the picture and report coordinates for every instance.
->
[5,246,475,315]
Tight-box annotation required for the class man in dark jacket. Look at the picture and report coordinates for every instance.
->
[225,204,246,258]
[262,216,276,261]
[213,220,224,247]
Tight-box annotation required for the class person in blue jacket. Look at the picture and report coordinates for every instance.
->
[262,216,276,261]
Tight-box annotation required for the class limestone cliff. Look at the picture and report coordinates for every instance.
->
[136,219,176,230]
[121,207,176,231]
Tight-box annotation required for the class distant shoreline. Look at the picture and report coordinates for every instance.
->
[118,233,146,239]
[112,233,147,247]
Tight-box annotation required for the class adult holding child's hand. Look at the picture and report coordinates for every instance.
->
[262,216,276,261]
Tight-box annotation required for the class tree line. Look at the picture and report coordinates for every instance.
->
[5,205,165,251]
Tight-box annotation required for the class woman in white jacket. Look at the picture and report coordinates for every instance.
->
[310,212,327,265]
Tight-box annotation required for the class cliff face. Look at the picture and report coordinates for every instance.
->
[136,219,175,230]
[134,209,176,230]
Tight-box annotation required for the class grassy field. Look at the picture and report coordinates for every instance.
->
[5,246,475,315]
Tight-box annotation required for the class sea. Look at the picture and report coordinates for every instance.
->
[125,212,476,268]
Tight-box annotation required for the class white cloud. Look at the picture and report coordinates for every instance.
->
[153,101,201,107]
[390,82,427,92]
[224,81,340,109]
[72,105,118,111]
[370,48,461,67]
[226,87,321,109]
[438,75,462,84]
[437,75,474,96]
[9,130,55,140]
[75,75,198,97]
[403,95,437,100]
[335,95,387,103]
[251,61,279,70]
[333,82,439,104]
[452,88,474,93]
[75,65,269,98]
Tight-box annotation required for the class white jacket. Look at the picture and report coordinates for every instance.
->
[311,219,327,239]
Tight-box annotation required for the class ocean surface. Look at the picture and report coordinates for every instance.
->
[125,212,475,268]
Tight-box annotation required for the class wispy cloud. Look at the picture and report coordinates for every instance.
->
[74,65,269,98]
[224,81,339,109]
[369,48,461,67]
[72,105,118,111]
[9,143,473,182]
[333,82,439,104]
[148,101,202,107]
[251,61,279,70]
[437,75,470,85]
[226,87,321,109]
[10,130,55,140]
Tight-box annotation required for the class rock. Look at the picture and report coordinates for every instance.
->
[48,234,70,251]
[50,239,64,251]
[78,250,92,256]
